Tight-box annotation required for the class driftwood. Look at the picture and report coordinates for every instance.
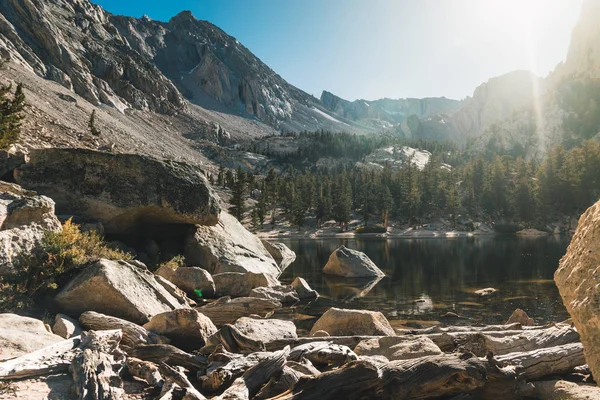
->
[79,311,170,350]
[272,353,487,400]
[125,357,163,387]
[131,344,207,371]
[197,297,281,326]
[0,335,81,380]
[457,325,580,356]
[216,346,290,400]
[158,362,206,400]
[201,348,277,393]
[288,342,358,367]
[265,336,381,352]
[201,324,267,354]
[407,322,525,334]
[254,366,305,399]
[70,330,126,400]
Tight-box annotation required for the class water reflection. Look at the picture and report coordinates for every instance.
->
[322,275,384,302]
[279,236,571,326]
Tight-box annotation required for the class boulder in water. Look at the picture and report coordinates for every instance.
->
[322,246,384,278]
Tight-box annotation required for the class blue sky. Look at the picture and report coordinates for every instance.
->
[94,0,584,101]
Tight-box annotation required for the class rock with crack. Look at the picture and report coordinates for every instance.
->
[55,259,188,325]
[185,212,280,276]
[156,265,215,297]
[0,314,64,360]
[323,245,384,278]
[249,285,300,304]
[555,199,600,384]
[14,148,220,235]
[309,307,395,337]
[213,271,279,297]
[142,309,217,351]
[0,182,62,276]
[261,240,296,270]
[354,336,442,361]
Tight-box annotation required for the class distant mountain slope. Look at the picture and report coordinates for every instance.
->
[0,0,373,134]
[321,91,462,129]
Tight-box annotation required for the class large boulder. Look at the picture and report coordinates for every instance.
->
[184,212,280,276]
[143,309,217,351]
[14,148,221,235]
[354,336,442,361]
[323,246,384,278]
[213,271,279,297]
[55,259,188,324]
[232,317,297,342]
[261,240,296,270]
[156,265,215,297]
[0,182,62,275]
[555,200,600,383]
[309,307,395,337]
[0,314,64,359]
[0,145,26,179]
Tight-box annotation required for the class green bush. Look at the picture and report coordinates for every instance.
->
[355,225,387,234]
[0,218,132,312]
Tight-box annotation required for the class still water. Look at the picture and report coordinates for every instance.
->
[277,236,572,333]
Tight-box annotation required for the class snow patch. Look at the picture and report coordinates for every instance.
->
[311,107,349,126]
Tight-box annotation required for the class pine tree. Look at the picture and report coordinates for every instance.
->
[229,171,246,221]
[0,83,25,149]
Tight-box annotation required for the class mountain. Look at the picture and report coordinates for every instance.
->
[0,0,372,139]
[320,91,462,129]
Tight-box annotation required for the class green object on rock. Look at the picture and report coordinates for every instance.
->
[194,289,203,298]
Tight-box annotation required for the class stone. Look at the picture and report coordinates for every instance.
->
[184,212,280,276]
[322,246,384,278]
[232,317,297,342]
[354,336,442,361]
[0,182,62,276]
[291,277,319,300]
[261,240,296,270]
[52,313,82,339]
[475,287,498,297]
[532,380,600,400]
[249,285,300,304]
[0,314,64,359]
[154,275,197,308]
[213,271,279,297]
[156,265,215,297]
[309,307,395,337]
[311,330,329,338]
[555,200,600,384]
[15,148,220,235]
[55,259,187,325]
[506,308,535,326]
[197,297,281,326]
[0,145,26,179]
[143,308,217,351]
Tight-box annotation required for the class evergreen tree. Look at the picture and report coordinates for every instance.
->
[88,109,101,136]
[0,83,25,149]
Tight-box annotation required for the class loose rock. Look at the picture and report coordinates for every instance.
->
[213,271,279,297]
[261,240,296,270]
[309,307,395,337]
[249,285,300,304]
[156,265,215,297]
[52,313,82,339]
[506,308,535,326]
[291,277,319,300]
[0,314,64,359]
[143,308,217,351]
[323,246,384,278]
[354,336,442,361]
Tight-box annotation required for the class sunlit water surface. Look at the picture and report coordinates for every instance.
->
[274,236,571,334]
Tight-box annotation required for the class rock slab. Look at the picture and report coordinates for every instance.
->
[143,308,217,351]
[156,265,215,297]
[555,200,600,384]
[55,259,187,324]
[354,336,442,361]
[0,314,64,359]
[309,307,395,337]
[323,246,384,278]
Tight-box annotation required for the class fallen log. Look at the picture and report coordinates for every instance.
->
[265,336,381,352]
[70,330,126,400]
[216,346,290,400]
[0,335,81,380]
[254,366,305,399]
[272,353,487,400]
[288,342,358,367]
[125,357,163,388]
[201,324,266,354]
[458,325,580,356]
[79,311,169,350]
[197,297,281,326]
[130,344,207,371]
[407,323,524,334]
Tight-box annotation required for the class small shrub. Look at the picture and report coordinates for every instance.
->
[0,218,132,311]
[159,255,186,271]
[355,225,387,234]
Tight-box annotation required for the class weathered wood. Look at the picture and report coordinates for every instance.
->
[159,362,206,400]
[494,342,586,381]
[125,357,163,387]
[201,324,266,355]
[265,336,381,352]
[288,342,358,367]
[197,297,281,326]
[407,323,524,334]
[200,348,276,393]
[254,366,305,400]
[130,344,207,371]
[272,353,487,400]
[216,346,290,400]
[458,325,580,356]
[0,336,81,380]
[79,311,169,350]
[426,329,562,352]
[70,330,126,400]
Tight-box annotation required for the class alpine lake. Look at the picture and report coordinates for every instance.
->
[274,236,572,335]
